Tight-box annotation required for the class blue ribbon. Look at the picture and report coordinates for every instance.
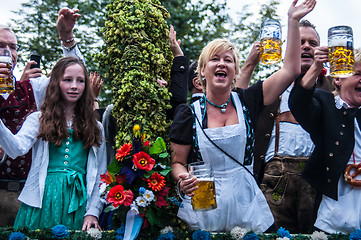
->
[123,210,144,240]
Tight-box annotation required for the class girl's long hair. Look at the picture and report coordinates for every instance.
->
[37,57,102,148]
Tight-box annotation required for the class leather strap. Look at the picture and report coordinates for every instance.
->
[274,106,281,156]
[274,97,298,156]
[278,111,299,124]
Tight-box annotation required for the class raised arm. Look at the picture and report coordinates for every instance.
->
[90,72,103,110]
[167,25,189,120]
[262,0,316,105]
[57,7,81,49]
[169,25,183,58]
[235,42,261,89]
[300,46,328,89]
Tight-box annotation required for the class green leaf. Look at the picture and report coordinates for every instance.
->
[143,170,154,179]
[108,160,122,173]
[104,204,117,213]
[159,152,169,158]
[149,137,166,155]
[145,207,161,227]
[159,168,171,176]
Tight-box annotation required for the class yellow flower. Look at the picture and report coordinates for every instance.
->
[133,125,140,135]
[141,133,146,143]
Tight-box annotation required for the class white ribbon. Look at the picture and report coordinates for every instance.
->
[123,210,144,240]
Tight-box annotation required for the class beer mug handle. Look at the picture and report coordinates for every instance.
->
[177,179,186,200]
[176,174,194,201]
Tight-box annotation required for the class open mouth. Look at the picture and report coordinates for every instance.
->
[301,53,313,59]
[215,71,227,78]
[68,92,78,97]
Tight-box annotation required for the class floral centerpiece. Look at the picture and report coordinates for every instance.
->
[100,125,178,236]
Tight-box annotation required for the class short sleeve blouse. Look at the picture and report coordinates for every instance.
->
[168,80,264,162]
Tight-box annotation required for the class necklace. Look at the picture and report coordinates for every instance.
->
[204,93,232,114]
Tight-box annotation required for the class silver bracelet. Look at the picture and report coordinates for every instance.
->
[62,42,77,51]
[59,37,74,43]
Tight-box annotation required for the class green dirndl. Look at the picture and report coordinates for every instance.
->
[14,130,89,230]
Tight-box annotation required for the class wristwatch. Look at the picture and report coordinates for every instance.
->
[62,42,77,51]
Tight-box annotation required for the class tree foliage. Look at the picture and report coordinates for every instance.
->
[231,0,281,84]
[160,0,231,62]
[10,0,280,102]
[10,0,108,74]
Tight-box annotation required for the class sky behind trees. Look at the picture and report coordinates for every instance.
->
[1,0,360,78]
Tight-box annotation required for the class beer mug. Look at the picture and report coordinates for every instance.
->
[188,162,217,211]
[259,19,282,65]
[0,48,14,94]
[328,25,354,78]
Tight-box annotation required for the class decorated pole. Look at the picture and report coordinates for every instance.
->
[94,0,179,238]
[95,0,173,146]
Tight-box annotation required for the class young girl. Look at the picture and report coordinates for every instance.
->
[0,57,106,230]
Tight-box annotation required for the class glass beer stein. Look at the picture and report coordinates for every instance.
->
[0,48,14,94]
[259,19,282,65]
[188,162,217,211]
[328,25,354,78]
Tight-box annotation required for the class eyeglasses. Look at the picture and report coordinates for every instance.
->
[0,42,18,51]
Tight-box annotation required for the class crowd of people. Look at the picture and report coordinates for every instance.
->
[1,0,361,235]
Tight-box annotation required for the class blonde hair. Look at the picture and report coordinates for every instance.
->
[197,39,240,88]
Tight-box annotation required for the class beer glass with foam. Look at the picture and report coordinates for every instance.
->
[0,48,14,94]
[260,19,282,65]
[188,162,217,211]
[328,26,354,78]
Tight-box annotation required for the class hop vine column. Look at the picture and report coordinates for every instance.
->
[95,0,173,147]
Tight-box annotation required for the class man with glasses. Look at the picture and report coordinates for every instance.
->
[0,8,83,227]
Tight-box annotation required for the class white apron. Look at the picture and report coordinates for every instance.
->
[315,119,361,234]
[177,92,274,232]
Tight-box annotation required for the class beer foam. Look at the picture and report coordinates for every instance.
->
[329,37,352,47]
[0,56,12,64]
[197,177,213,181]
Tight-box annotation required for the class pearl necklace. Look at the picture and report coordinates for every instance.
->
[204,94,231,114]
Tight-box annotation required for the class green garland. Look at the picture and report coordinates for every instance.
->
[94,0,173,147]
[1,226,355,240]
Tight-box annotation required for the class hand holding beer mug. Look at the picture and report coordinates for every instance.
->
[328,25,354,78]
[0,48,15,94]
[259,19,282,65]
[187,162,217,211]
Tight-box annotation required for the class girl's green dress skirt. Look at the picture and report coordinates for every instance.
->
[15,130,89,230]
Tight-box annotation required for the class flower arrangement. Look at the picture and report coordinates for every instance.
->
[2,226,361,240]
[100,125,176,233]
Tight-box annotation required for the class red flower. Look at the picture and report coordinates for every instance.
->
[143,140,149,147]
[116,174,126,184]
[147,172,165,192]
[107,185,133,207]
[116,143,132,162]
[133,151,155,171]
[100,171,115,185]
[155,186,169,208]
